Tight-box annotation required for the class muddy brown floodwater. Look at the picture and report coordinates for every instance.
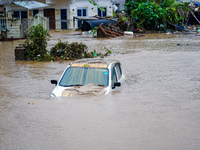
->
[0,31,200,150]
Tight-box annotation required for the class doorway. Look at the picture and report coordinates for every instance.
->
[60,9,67,29]
[44,8,55,29]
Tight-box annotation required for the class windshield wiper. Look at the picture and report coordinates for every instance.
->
[61,84,83,87]
[68,84,83,87]
[97,84,106,86]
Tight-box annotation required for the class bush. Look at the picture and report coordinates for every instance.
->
[50,39,94,60]
[24,24,50,60]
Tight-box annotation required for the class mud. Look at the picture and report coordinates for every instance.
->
[0,31,200,150]
[62,84,106,97]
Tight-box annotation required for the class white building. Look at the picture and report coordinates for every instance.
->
[3,0,114,30]
[112,0,126,11]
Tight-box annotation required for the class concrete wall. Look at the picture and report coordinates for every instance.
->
[69,0,113,29]
[43,0,113,29]
[113,0,126,10]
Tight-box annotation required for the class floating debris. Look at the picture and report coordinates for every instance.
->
[97,23,124,38]
[177,44,189,46]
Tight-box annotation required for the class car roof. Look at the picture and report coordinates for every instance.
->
[70,58,120,68]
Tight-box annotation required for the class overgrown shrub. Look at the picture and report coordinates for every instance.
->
[50,39,94,60]
[23,29,111,62]
[24,24,50,60]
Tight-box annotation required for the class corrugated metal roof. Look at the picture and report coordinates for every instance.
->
[13,1,49,9]
[0,0,14,5]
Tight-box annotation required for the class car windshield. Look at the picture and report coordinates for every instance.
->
[59,67,109,87]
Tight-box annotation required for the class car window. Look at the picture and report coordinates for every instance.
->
[112,68,117,88]
[59,67,109,86]
[115,63,122,79]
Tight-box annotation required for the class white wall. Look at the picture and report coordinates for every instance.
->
[68,0,113,29]
[6,0,114,30]
[113,0,125,10]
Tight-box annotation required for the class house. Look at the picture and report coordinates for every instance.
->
[112,0,126,11]
[1,0,115,31]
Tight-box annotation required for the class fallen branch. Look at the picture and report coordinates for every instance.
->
[190,10,200,24]
[167,22,186,31]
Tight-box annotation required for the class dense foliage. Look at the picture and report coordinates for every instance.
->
[125,0,190,31]
[24,24,112,62]
[50,40,112,61]
[24,24,50,60]
[50,39,94,60]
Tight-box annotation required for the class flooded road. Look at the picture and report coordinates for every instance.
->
[0,32,200,150]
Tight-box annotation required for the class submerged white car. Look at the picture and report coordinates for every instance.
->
[50,58,125,97]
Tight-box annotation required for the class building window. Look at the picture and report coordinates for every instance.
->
[32,9,39,17]
[13,10,27,22]
[60,9,67,29]
[115,4,120,10]
[13,11,20,19]
[98,7,107,17]
[77,8,87,28]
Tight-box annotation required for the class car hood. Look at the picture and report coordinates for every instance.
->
[52,83,107,97]
[62,83,106,97]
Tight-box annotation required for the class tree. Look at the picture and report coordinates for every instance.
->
[125,0,190,31]
[25,24,50,60]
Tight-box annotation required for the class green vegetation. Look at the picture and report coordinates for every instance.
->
[125,0,190,31]
[24,24,50,61]
[104,47,112,55]
[90,26,99,37]
[23,24,113,62]
[50,40,112,60]
[50,39,93,60]
[88,0,105,11]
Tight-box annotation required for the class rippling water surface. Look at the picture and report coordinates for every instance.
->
[0,32,200,150]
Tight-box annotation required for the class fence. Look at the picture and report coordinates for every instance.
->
[31,14,49,31]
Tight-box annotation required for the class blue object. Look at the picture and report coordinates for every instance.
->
[195,2,200,6]
[81,19,117,31]
[177,25,184,31]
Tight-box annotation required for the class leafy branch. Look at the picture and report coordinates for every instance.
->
[88,0,105,11]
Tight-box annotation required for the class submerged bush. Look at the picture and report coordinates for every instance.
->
[50,39,94,60]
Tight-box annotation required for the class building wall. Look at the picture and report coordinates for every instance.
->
[5,0,113,30]
[44,0,71,30]
[44,0,113,29]
[113,0,125,11]
[69,0,113,29]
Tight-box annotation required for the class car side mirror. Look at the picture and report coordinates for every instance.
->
[112,82,121,89]
[51,80,57,85]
